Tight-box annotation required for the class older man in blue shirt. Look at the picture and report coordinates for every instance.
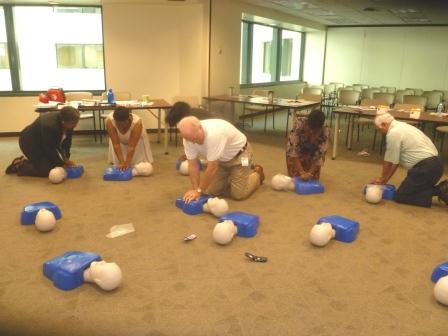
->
[372,112,447,207]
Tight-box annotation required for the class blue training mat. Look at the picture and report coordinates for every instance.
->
[431,262,448,283]
[103,167,133,181]
[43,251,102,291]
[219,212,259,237]
[294,177,324,195]
[65,165,84,179]
[175,194,211,215]
[317,215,359,243]
[21,201,62,225]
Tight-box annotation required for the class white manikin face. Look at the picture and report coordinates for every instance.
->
[48,167,66,184]
[203,198,229,217]
[365,184,383,204]
[132,162,153,176]
[35,208,56,232]
[179,161,189,175]
[434,276,448,306]
[309,223,335,247]
[212,220,237,245]
[86,261,122,291]
[271,174,294,191]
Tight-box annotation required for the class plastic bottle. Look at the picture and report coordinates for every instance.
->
[107,89,115,104]
[437,102,444,117]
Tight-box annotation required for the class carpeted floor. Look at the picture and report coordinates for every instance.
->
[1,117,447,336]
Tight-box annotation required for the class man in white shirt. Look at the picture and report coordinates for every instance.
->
[178,116,264,202]
[372,112,447,207]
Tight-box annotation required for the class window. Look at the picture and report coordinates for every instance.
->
[56,44,104,69]
[0,5,105,93]
[0,7,12,91]
[251,24,275,83]
[240,21,304,85]
[280,30,301,81]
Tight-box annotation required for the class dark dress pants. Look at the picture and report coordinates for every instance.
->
[395,156,443,208]
[17,135,55,177]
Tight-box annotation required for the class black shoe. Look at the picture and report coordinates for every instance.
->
[5,156,24,174]
[437,180,448,205]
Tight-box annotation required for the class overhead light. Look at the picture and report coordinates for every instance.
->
[48,1,59,4]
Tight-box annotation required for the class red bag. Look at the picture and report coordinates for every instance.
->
[46,88,66,103]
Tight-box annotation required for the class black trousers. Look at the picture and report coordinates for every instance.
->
[17,136,55,177]
[395,156,443,208]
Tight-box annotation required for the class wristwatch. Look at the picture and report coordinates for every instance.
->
[196,188,202,194]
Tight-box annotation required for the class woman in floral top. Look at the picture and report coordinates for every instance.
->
[286,109,329,180]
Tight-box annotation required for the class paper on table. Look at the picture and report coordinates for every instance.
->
[429,112,448,117]
[106,223,135,238]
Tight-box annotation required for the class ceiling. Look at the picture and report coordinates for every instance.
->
[0,0,447,27]
[244,0,448,26]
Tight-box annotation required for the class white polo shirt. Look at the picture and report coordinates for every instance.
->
[384,120,438,170]
[183,119,246,162]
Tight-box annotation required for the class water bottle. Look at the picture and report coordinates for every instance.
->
[437,102,444,117]
[107,89,115,104]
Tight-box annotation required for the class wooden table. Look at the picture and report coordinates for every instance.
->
[331,106,448,159]
[36,99,173,154]
[203,95,321,135]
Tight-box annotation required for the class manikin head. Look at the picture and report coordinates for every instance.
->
[309,223,336,247]
[60,106,80,130]
[83,261,122,291]
[203,197,229,217]
[365,184,383,204]
[271,174,294,191]
[113,106,132,133]
[178,116,205,144]
[35,208,56,232]
[434,276,448,306]
[48,167,66,184]
[178,160,189,175]
[213,220,237,245]
[374,112,394,135]
[132,162,153,176]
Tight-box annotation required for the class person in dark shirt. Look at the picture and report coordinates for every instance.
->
[5,106,80,177]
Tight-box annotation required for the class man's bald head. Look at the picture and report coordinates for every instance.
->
[178,116,204,144]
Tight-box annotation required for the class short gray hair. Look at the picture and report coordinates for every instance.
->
[60,106,80,123]
[374,112,394,127]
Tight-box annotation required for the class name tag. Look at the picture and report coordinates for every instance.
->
[241,156,249,167]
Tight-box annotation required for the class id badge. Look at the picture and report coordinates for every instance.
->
[241,154,249,167]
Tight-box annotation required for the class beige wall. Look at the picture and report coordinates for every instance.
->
[324,26,448,91]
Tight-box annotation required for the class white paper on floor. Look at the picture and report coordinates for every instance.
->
[106,223,135,238]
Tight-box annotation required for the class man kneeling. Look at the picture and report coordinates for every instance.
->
[178,116,264,202]
[371,111,447,207]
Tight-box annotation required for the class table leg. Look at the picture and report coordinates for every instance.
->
[285,108,291,136]
[347,114,353,150]
[332,113,340,159]
[164,109,168,155]
[157,108,161,143]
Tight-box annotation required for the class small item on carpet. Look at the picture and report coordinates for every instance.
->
[245,252,268,263]
[183,234,197,242]
[106,223,135,238]
[357,148,371,157]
